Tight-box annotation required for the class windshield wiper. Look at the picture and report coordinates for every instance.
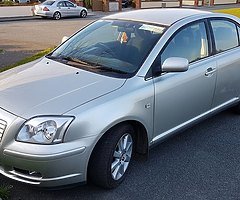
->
[94,66,128,74]
[46,55,128,74]
[46,55,91,66]
[61,56,91,66]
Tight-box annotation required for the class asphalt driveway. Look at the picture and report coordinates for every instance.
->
[1,109,240,199]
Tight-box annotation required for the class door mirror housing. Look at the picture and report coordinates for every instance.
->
[162,57,189,72]
[61,36,69,44]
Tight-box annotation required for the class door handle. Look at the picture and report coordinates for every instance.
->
[205,67,216,77]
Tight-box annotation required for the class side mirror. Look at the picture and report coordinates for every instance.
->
[162,57,189,72]
[61,36,69,44]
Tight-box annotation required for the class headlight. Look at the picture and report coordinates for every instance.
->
[16,116,74,144]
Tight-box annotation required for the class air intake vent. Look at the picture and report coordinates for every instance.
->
[0,119,7,142]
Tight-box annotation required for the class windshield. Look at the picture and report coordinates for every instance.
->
[49,20,166,77]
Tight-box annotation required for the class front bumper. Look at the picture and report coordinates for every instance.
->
[1,137,97,187]
[0,108,97,187]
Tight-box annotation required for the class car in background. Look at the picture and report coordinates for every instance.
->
[33,0,87,19]
[122,0,132,8]
[13,0,30,3]
[0,9,240,189]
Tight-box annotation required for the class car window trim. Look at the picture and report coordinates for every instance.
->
[65,1,74,7]
[207,17,240,55]
[147,19,211,80]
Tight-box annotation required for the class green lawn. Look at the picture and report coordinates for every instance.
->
[0,47,54,73]
[214,8,240,18]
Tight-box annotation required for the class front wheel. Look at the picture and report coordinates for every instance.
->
[80,10,87,18]
[88,124,134,188]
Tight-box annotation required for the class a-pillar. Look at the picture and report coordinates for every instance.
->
[102,0,109,12]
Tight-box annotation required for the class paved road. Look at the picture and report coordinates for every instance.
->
[1,110,240,199]
[0,18,96,68]
[1,16,240,200]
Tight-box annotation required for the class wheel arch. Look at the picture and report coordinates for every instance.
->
[53,11,61,19]
[87,120,149,177]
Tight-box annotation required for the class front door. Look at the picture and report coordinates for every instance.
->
[152,21,217,141]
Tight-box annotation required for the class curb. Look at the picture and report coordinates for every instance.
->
[0,13,102,22]
[0,15,39,22]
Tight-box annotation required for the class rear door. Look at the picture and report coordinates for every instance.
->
[56,1,68,17]
[209,19,240,107]
[152,21,217,141]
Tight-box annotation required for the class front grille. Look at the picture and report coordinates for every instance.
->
[0,119,7,142]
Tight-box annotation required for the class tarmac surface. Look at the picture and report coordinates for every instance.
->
[0,18,98,68]
[1,109,240,199]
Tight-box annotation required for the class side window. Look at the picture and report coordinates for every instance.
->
[210,20,238,52]
[57,1,66,7]
[161,22,209,64]
[65,1,74,7]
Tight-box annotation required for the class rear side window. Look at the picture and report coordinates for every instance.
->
[210,20,239,52]
[65,1,74,7]
[43,0,54,5]
[57,1,66,7]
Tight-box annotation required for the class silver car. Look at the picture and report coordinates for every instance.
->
[33,0,87,19]
[0,9,240,189]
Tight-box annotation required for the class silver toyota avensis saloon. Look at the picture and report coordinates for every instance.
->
[1,9,240,189]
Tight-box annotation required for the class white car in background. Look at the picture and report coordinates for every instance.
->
[13,0,30,3]
[33,0,87,20]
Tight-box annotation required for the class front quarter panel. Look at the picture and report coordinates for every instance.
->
[64,76,154,145]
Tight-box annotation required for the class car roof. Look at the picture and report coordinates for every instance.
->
[104,8,212,26]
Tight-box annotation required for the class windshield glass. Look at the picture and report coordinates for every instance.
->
[50,20,165,76]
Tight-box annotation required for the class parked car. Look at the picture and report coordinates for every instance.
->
[122,0,132,8]
[33,0,87,19]
[13,0,30,3]
[0,9,240,189]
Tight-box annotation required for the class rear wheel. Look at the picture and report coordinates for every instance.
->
[80,10,87,18]
[53,12,61,20]
[88,124,134,188]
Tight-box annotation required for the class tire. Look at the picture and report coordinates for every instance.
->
[53,12,61,20]
[232,103,240,114]
[88,124,135,189]
[80,10,87,18]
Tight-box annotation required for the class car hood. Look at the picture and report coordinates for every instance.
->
[0,58,126,119]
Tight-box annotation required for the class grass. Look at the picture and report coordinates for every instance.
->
[0,49,4,54]
[0,185,12,200]
[214,8,240,18]
[0,47,54,73]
